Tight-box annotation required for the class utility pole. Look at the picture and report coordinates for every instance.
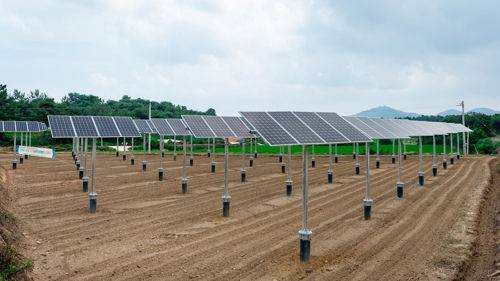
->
[458,101,466,155]
[148,102,151,153]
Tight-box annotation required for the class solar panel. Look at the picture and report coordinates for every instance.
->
[93,117,121,137]
[343,116,384,139]
[355,117,397,139]
[72,116,100,137]
[39,123,47,131]
[182,116,215,138]
[48,116,76,138]
[202,116,235,138]
[368,118,408,139]
[239,112,298,146]
[146,120,157,133]
[166,119,191,136]
[399,119,434,136]
[384,119,414,137]
[0,122,3,132]
[266,112,323,144]
[27,121,40,132]
[453,123,473,132]
[316,112,372,142]
[15,121,28,132]
[134,120,154,133]
[113,117,141,137]
[4,121,15,132]
[221,117,253,138]
[293,112,350,143]
[150,119,175,136]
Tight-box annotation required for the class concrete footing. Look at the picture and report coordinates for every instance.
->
[142,161,147,172]
[457,154,460,160]
[241,170,246,182]
[190,157,193,166]
[432,164,437,177]
[355,164,360,175]
[181,178,188,194]
[418,172,424,186]
[173,154,177,161]
[79,169,84,180]
[222,196,231,217]
[25,155,28,160]
[281,163,285,174]
[161,151,164,157]
[76,161,80,170]
[450,156,454,165]
[328,170,333,184]
[353,153,356,160]
[249,158,253,167]
[311,158,315,168]
[131,156,134,165]
[123,154,126,161]
[89,193,98,214]
[254,152,257,158]
[279,155,283,163]
[20,157,23,164]
[299,230,312,263]
[404,153,407,160]
[286,180,292,196]
[376,159,380,169]
[397,182,404,198]
[208,152,210,158]
[158,168,164,181]
[116,151,119,157]
[82,176,88,192]
[335,155,338,163]
[443,159,447,170]
[12,161,16,170]
[392,156,395,164]
[364,198,372,220]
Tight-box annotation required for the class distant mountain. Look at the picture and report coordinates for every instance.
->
[352,106,420,118]
[468,108,500,115]
[437,109,461,116]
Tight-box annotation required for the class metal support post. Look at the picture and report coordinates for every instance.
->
[82,138,89,192]
[174,136,177,161]
[222,138,231,217]
[403,139,407,160]
[116,137,119,157]
[207,138,211,157]
[432,135,437,176]
[442,135,447,170]
[89,138,98,214]
[279,146,283,163]
[211,138,216,172]
[397,139,404,198]
[418,136,424,186]
[450,134,454,165]
[182,135,188,194]
[334,144,338,163]
[364,142,372,220]
[355,143,360,175]
[142,134,147,171]
[241,140,246,182]
[328,144,333,183]
[392,139,395,164]
[158,135,164,181]
[352,143,356,160]
[249,137,253,167]
[12,132,17,170]
[311,145,316,168]
[131,138,135,165]
[123,137,127,160]
[254,138,257,158]
[299,145,312,262]
[456,133,460,160]
[190,136,193,166]
[286,145,293,196]
[376,139,380,169]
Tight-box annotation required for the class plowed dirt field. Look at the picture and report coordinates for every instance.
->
[0,152,491,280]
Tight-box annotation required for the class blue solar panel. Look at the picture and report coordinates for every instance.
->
[369,118,408,139]
[294,112,350,143]
[239,112,298,146]
[93,117,120,137]
[167,119,191,136]
[221,117,253,138]
[71,116,99,137]
[182,116,215,138]
[355,117,397,139]
[27,121,40,132]
[134,120,154,133]
[343,116,384,139]
[113,117,141,137]
[0,122,3,132]
[15,122,28,132]
[202,116,235,137]
[48,116,76,138]
[3,121,15,132]
[39,123,47,131]
[268,112,324,144]
[150,119,175,136]
[316,112,371,142]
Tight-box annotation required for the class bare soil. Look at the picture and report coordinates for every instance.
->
[0,151,495,280]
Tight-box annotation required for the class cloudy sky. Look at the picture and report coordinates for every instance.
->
[1,0,499,116]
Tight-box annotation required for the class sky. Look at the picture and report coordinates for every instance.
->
[1,0,499,116]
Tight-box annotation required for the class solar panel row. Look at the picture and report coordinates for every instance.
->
[239,111,372,146]
[182,115,253,138]
[0,121,44,132]
[47,116,141,138]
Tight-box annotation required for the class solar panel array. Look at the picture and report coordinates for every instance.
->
[239,111,371,146]
[150,119,175,136]
[0,121,43,132]
[47,116,141,138]
[167,119,191,136]
[134,120,154,133]
[182,115,254,138]
[343,116,384,139]
[368,118,409,139]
